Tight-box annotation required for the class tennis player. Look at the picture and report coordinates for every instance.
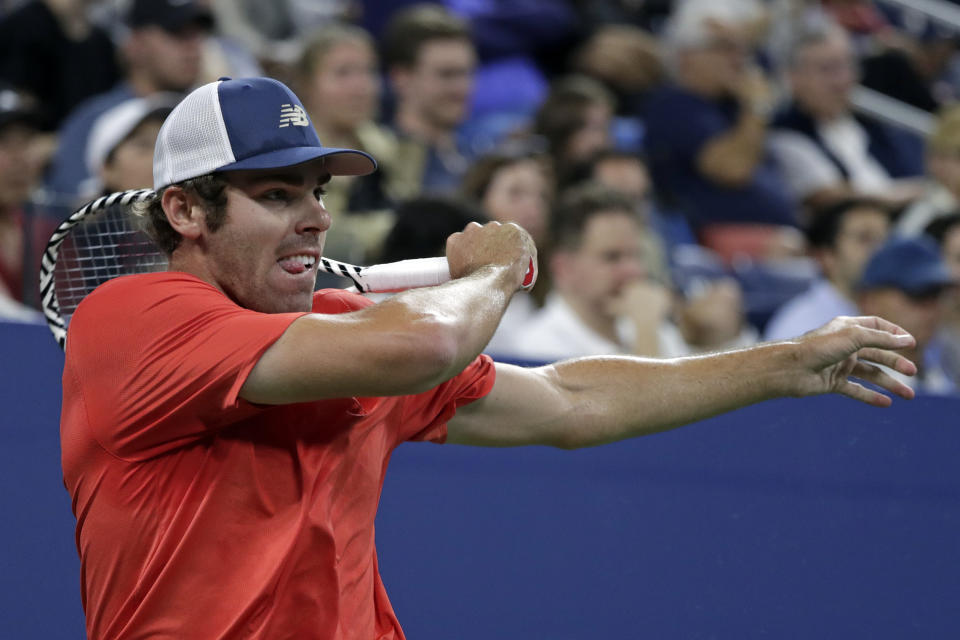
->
[61,78,917,639]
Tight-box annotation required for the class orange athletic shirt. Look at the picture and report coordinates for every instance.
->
[61,272,496,640]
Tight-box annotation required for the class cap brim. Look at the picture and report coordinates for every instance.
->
[218,146,377,177]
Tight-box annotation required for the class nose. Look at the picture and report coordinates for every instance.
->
[296,197,332,235]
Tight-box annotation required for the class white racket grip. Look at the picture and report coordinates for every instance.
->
[358,257,451,293]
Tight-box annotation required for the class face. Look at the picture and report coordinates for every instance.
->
[822,207,889,291]
[927,149,960,196]
[592,157,651,201]
[100,119,163,192]
[397,38,476,130]
[678,27,750,96]
[131,26,204,92]
[554,210,646,316]
[481,159,551,244]
[304,39,379,131]
[790,32,858,120]
[564,102,612,163]
[0,123,42,208]
[192,161,332,314]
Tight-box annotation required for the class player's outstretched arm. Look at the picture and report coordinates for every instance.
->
[447,316,917,449]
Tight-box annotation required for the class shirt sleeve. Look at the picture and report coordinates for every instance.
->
[66,274,306,460]
[397,354,498,445]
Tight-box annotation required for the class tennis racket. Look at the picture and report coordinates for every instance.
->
[39,189,531,351]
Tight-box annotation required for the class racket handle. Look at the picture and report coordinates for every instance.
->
[357,257,536,293]
[359,257,451,292]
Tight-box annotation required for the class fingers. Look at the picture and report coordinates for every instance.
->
[850,361,915,401]
[857,347,917,376]
[838,380,893,408]
[846,315,916,340]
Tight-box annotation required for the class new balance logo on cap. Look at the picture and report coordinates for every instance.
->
[279,104,308,128]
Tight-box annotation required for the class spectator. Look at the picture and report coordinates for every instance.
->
[503,184,685,362]
[533,75,615,189]
[644,0,800,260]
[770,17,925,212]
[460,149,553,246]
[379,195,488,263]
[0,0,120,130]
[382,4,477,194]
[896,104,960,236]
[460,149,553,356]
[294,24,401,263]
[0,85,49,318]
[45,0,213,201]
[86,95,178,195]
[856,236,957,394]
[673,263,758,353]
[765,197,890,340]
[923,214,960,386]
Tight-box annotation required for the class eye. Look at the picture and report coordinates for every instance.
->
[314,186,327,206]
[262,189,291,202]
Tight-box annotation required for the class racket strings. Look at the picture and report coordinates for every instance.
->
[53,204,168,325]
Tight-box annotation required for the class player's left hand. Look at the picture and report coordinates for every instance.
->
[790,316,917,406]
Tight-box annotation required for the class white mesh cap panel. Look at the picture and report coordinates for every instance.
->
[153,81,235,189]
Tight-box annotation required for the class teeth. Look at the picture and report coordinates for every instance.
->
[284,254,315,268]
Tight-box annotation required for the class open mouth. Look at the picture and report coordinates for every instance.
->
[278,254,317,275]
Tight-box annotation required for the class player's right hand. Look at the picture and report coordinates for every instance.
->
[445,221,538,292]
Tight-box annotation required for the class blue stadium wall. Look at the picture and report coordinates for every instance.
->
[2,319,958,639]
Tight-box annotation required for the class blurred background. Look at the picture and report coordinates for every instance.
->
[1,0,960,637]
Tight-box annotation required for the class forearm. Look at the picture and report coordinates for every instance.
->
[544,342,795,448]
[697,113,768,187]
[382,264,517,378]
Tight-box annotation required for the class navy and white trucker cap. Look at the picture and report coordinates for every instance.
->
[153,77,376,190]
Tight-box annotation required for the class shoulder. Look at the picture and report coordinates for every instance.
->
[73,272,230,330]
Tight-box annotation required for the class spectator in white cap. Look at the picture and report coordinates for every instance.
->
[45,0,214,201]
[84,95,180,197]
[61,75,920,640]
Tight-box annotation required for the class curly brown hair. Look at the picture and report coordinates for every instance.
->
[136,174,229,255]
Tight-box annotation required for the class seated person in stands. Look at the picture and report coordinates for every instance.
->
[644,0,800,260]
[765,198,890,340]
[770,17,924,211]
[856,236,957,395]
[897,105,960,235]
[295,24,402,262]
[533,75,615,189]
[0,84,48,320]
[382,5,478,195]
[460,149,554,355]
[85,95,177,195]
[922,214,960,386]
[45,0,212,201]
[502,184,685,362]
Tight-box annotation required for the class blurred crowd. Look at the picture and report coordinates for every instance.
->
[2,0,960,394]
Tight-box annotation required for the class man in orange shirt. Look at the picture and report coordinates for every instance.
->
[61,77,917,639]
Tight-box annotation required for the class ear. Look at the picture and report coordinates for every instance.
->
[161,186,204,241]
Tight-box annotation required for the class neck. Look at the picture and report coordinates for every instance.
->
[395,106,453,148]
